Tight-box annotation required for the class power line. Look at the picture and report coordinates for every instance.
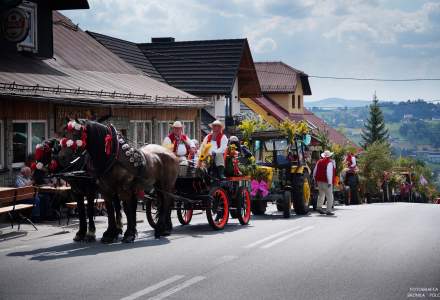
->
[141,48,440,82]
[309,76,440,82]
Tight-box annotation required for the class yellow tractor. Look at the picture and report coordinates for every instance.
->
[248,131,312,218]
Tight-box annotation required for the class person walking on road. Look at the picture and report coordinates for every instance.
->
[313,150,335,216]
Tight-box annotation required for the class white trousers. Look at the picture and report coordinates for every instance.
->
[213,153,225,167]
[317,182,334,212]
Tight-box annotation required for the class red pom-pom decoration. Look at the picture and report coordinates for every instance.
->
[35,147,44,161]
[60,138,68,148]
[49,160,58,172]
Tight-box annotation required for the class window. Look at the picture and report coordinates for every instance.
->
[0,120,4,169]
[182,121,195,139]
[291,95,296,109]
[130,121,152,148]
[159,121,171,144]
[158,120,196,144]
[298,95,301,109]
[12,120,47,167]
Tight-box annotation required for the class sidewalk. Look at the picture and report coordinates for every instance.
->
[0,210,148,244]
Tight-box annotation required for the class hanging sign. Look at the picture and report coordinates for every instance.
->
[1,7,29,43]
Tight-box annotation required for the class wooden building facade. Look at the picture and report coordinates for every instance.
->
[0,6,207,185]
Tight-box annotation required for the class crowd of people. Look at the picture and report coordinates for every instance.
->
[12,118,353,224]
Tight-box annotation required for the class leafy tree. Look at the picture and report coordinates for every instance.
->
[316,127,331,150]
[361,93,389,148]
[358,141,393,195]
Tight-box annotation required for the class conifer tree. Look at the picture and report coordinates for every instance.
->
[361,92,389,148]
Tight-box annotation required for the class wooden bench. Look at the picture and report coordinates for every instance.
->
[0,186,37,231]
[65,198,106,225]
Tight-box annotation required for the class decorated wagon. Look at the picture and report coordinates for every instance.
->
[145,142,252,231]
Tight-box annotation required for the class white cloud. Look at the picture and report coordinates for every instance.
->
[63,0,440,100]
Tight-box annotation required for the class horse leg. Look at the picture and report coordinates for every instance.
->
[155,191,172,239]
[85,192,96,242]
[114,197,123,235]
[164,193,173,235]
[121,192,137,243]
[73,193,87,242]
[101,194,119,244]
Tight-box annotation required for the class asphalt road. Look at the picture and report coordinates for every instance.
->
[0,202,439,300]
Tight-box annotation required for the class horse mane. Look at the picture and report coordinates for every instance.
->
[85,121,110,172]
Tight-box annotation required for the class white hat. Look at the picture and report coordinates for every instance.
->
[172,121,183,128]
[321,150,334,158]
[209,120,224,128]
[229,136,239,142]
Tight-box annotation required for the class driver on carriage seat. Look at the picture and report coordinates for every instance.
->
[163,121,195,164]
[202,120,228,179]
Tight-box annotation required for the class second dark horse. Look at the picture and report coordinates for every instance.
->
[58,120,179,242]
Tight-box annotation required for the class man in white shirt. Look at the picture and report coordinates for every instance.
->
[162,121,195,163]
[202,120,228,179]
[312,150,335,215]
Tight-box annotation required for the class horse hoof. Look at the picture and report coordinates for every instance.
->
[101,236,117,244]
[73,232,86,242]
[117,228,123,235]
[101,229,118,244]
[85,232,96,243]
[122,235,135,243]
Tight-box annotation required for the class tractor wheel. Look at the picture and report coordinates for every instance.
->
[177,208,193,225]
[292,172,311,215]
[251,199,266,215]
[283,191,292,218]
[206,187,229,230]
[237,187,251,225]
[145,197,159,229]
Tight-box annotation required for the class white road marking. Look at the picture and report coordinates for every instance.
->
[120,275,184,300]
[243,227,301,248]
[260,226,314,249]
[213,255,238,266]
[147,276,206,300]
[0,245,30,253]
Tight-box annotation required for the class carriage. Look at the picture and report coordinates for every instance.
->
[145,163,252,231]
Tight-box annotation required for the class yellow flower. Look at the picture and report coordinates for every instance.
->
[199,142,212,162]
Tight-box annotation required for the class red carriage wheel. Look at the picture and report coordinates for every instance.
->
[206,187,229,230]
[177,208,193,225]
[145,197,159,229]
[237,187,251,225]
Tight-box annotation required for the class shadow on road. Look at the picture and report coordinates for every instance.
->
[0,231,28,242]
[251,213,312,221]
[7,235,170,261]
[171,222,251,238]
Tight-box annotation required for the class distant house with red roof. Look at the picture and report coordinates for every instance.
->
[241,61,356,148]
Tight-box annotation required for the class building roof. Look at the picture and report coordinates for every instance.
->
[139,38,260,95]
[0,12,208,108]
[255,61,311,95]
[251,95,356,147]
[87,31,165,82]
[88,32,261,97]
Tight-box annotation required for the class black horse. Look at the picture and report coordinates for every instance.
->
[33,138,123,242]
[58,120,179,242]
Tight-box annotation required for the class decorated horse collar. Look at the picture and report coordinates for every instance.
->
[118,134,146,168]
[60,120,87,152]
[32,142,59,172]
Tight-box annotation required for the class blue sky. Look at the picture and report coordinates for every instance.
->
[64,0,440,102]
